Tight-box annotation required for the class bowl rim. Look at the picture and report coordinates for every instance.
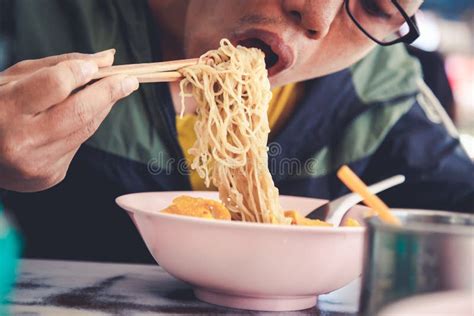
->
[115,192,365,234]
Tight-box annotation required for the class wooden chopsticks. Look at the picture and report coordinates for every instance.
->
[0,58,198,86]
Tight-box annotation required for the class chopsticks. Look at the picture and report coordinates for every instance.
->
[0,58,198,86]
[337,165,401,225]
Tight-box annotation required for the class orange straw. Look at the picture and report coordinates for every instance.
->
[337,165,401,225]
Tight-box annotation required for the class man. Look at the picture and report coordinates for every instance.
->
[1,0,473,263]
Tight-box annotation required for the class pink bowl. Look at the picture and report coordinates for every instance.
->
[116,191,365,311]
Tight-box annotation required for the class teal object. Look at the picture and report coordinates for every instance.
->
[0,200,21,304]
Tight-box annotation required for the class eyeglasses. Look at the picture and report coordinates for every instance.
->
[345,0,420,46]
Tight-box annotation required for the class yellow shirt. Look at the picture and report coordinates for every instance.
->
[176,83,304,190]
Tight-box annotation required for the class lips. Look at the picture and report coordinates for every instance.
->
[231,29,294,77]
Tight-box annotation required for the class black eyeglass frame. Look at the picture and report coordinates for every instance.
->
[345,0,420,46]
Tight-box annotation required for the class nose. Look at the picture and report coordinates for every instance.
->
[282,0,342,40]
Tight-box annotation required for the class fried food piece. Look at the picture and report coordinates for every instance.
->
[162,204,215,219]
[284,210,333,227]
[162,196,231,220]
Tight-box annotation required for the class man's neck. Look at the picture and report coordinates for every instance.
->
[148,0,187,60]
[148,0,199,115]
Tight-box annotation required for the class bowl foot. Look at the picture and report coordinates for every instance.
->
[194,288,317,311]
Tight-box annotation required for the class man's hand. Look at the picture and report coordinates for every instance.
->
[0,50,139,192]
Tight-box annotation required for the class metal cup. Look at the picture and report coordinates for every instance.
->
[359,209,474,315]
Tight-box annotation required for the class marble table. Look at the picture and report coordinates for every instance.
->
[4,259,361,315]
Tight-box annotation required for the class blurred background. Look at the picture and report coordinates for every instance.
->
[414,0,474,158]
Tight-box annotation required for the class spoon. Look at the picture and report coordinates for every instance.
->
[306,174,405,226]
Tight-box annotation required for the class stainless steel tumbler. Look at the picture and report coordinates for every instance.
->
[359,209,474,315]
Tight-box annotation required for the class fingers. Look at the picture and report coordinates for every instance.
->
[9,59,101,114]
[4,144,80,193]
[39,75,139,146]
[1,49,115,77]
[36,146,80,190]
[45,106,113,160]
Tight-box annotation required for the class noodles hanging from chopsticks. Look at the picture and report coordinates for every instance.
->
[179,39,289,224]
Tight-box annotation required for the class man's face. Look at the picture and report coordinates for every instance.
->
[183,0,421,87]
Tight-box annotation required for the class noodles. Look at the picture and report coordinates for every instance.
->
[161,195,338,227]
[179,39,290,224]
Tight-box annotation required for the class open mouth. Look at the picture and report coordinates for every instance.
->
[238,38,279,69]
[232,29,294,77]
